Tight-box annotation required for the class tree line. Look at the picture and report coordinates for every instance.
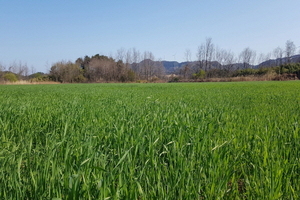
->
[0,39,299,83]
[175,38,299,80]
[49,50,165,83]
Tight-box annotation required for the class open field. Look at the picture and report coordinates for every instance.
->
[0,82,299,199]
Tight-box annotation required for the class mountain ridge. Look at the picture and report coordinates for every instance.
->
[161,54,300,74]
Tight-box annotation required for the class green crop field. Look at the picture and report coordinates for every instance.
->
[0,81,299,199]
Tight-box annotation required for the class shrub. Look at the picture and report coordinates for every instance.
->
[233,68,256,77]
[168,76,180,82]
[282,63,300,74]
[3,73,18,82]
[29,72,50,82]
[193,70,206,79]
[256,67,272,76]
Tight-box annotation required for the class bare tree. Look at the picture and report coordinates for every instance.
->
[215,47,226,69]
[130,48,141,79]
[273,47,284,66]
[139,51,164,81]
[115,48,126,63]
[216,48,236,72]
[196,38,214,77]
[8,62,17,74]
[258,53,265,65]
[8,61,29,77]
[154,58,165,80]
[0,62,5,72]
[257,52,271,67]
[223,50,236,72]
[86,54,135,82]
[88,56,116,82]
[125,49,132,68]
[239,47,256,69]
[285,40,296,63]
[20,63,29,77]
[215,48,235,75]
[50,61,84,83]
[31,66,36,75]
[204,37,214,72]
[180,49,192,79]
[141,51,155,81]
[196,44,205,72]
[265,53,271,65]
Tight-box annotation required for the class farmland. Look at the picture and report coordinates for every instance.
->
[0,81,299,199]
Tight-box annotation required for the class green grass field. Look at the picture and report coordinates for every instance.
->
[0,81,299,199]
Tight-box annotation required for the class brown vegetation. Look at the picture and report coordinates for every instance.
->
[0,80,59,85]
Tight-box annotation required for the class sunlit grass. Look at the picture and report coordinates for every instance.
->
[0,81,299,199]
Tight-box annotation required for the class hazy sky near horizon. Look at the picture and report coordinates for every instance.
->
[1,0,300,73]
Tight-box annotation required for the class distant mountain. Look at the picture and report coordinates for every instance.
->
[162,60,222,74]
[257,54,300,68]
[161,61,188,73]
[161,54,300,74]
[133,54,300,75]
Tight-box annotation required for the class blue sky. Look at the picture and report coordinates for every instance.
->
[1,0,300,73]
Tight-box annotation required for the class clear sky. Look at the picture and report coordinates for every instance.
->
[1,0,300,73]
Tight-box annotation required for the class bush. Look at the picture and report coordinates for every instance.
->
[74,74,87,83]
[274,64,300,79]
[256,67,272,75]
[3,73,18,82]
[233,68,256,77]
[206,69,232,78]
[29,72,50,82]
[168,76,180,82]
[282,63,300,74]
[193,70,206,79]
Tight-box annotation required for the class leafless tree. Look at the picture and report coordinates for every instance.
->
[85,54,135,82]
[138,51,164,81]
[50,61,84,83]
[31,66,36,75]
[8,62,17,74]
[257,52,271,67]
[196,38,215,77]
[180,49,192,79]
[215,47,236,76]
[265,53,271,64]
[88,57,116,82]
[125,49,132,68]
[204,37,214,72]
[239,47,256,69]
[21,63,29,77]
[141,51,155,80]
[215,48,236,75]
[215,47,226,69]
[0,62,5,72]
[154,59,165,80]
[184,49,192,62]
[130,48,141,78]
[223,50,236,72]
[8,61,29,77]
[196,44,205,72]
[258,53,265,65]
[285,40,296,63]
[273,47,284,66]
[115,48,126,63]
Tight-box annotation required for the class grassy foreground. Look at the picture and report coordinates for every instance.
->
[0,82,299,199]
